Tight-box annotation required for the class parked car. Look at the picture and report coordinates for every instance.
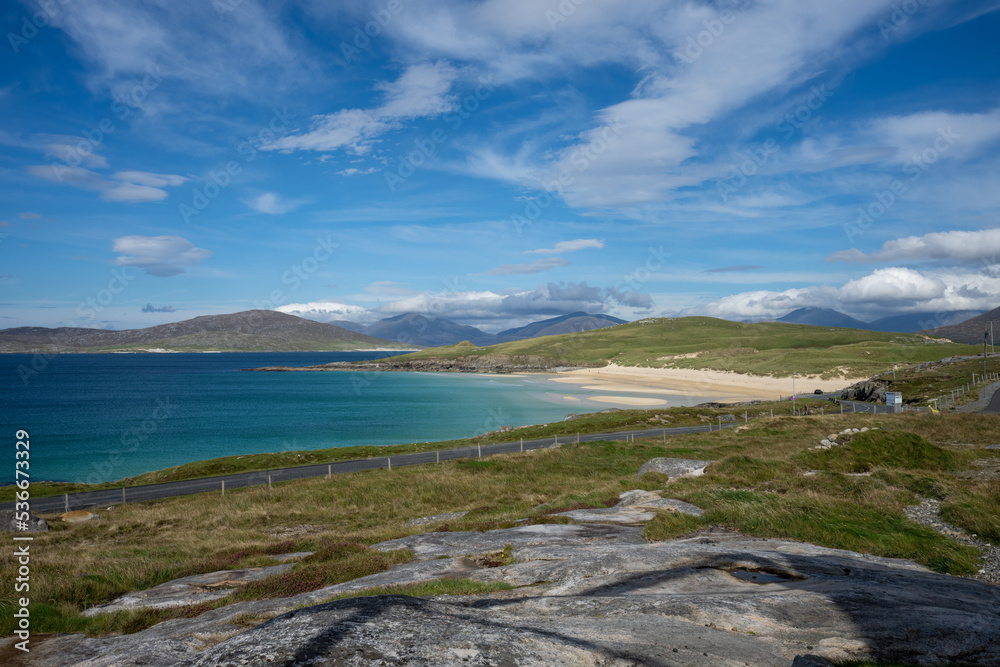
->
[813,389,824,394]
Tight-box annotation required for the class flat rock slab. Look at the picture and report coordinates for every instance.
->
[636,456,714,481]
[13,527,1000,666]
[403,511,468,527]
[83,562,297,616]
[373,522,646,559]
[554,489,705,523]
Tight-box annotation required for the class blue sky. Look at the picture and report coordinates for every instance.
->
[2,0,999,332]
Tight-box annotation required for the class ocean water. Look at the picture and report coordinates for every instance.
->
[2,352,674,484]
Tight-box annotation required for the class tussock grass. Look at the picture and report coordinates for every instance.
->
[2,412,996,640]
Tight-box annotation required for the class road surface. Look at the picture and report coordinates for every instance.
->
[3,423,732,514]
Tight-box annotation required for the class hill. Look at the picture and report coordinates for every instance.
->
[322,316,978,378]
[0,310,415,353]
[868,310,983,333]
[776,307,875,330]
[920,306,1000,345]
[496,311,625,340]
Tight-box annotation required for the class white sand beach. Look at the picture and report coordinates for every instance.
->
[548,364,865,406]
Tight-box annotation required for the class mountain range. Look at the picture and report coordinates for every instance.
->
[775,307,985,333]
[329,311,626,347]
[0,310,628,353]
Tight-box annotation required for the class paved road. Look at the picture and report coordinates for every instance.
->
[4,423,732,514]
[981,387,1000,414]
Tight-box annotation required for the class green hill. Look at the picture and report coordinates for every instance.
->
[393,317,978,378]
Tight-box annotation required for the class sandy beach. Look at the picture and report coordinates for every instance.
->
[547,364,865,407]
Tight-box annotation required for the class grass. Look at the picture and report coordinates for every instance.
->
[391,317,978,377]
[861,356,997,409]
[2,411,997,642]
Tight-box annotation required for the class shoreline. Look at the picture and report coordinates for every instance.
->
[547,364,865,405]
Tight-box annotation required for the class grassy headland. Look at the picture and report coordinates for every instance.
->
[342,317,978,378]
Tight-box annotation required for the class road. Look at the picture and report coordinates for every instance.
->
[981,387,1000,414]
[4,423,731,514]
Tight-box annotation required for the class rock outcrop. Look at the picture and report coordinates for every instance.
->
[0,509,47,532]
[839,379,887,402]
[12,523,1000,666]
[636,457,714,481]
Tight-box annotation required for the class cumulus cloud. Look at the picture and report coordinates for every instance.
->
[278,281,653,329]
[27,165,187,203]
[481,257,570,275]
[829,229,1000,264]
[525,239,605,254]
[698,266,1000,321]
[112,235,212,276]
[276,301,373,323]
[265,62,457,155]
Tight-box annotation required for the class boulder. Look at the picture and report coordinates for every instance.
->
[1,509,48,532]
[636,457,713,481]
[792,656,835,667]
[840,379,887,402]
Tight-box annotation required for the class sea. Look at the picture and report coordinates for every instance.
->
[1,352,699,484]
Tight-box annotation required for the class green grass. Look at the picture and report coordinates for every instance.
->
[393,317,978,377]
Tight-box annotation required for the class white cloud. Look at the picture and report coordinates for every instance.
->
[864,108,1000,164]
[276,301,373,322]
[698,265,1000,321]
[829,229,1000,264]
[112,235,212,276]
[525,239,605,254]
[243,192,300,215]
[27,165,187,203]
[337,167,378,176]
[265,62,458,155]
[481,257,570,275]
[279,281,653,328]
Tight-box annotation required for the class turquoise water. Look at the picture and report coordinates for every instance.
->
[2,352,683,484]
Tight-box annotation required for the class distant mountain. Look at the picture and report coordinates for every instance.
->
[869,311,984,333]
[327,311,630,348]
[0,310,414,353]
[496,312,626,340]
[920,306,1000,345]
[361,313,502,347]
[776,308,876,330]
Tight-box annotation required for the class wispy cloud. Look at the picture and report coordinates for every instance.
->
[242,192,303,215]
[525,239,604,254]
[829,229,1000,264]
[27,165,187,203]
[703,265,765,273]
[265,62,458,155]
[481,257,570,275]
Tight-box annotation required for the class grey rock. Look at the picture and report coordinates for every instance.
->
[15,526,1000,666]
[403,511,468,527]
[83,563,298,616]
[636,456,714,481]
[270,551,314,562]
[0,509,48,532]
[552,489,704,523]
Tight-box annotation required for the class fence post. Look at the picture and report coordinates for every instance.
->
[387,457,391,470]
[478,444,481,458]
[222,480,225,497]
[436,449,440,463]
[268,474,272,490]
[327,464,331,479]
[65,494,69,512]
[520,437,523,453]
[122,487,126,504]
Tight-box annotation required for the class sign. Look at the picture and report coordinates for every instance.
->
[886,392,902,413]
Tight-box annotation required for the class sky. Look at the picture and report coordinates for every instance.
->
[2,0,999,333]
